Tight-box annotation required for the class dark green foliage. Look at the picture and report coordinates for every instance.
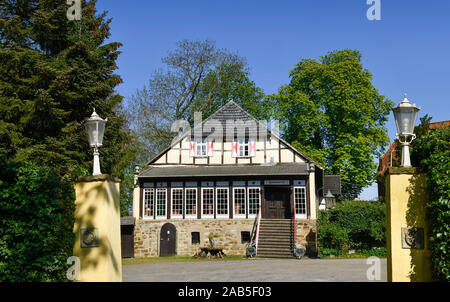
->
[0,0,133,176]
[411,125,450,281]
[272,49,393,199]
[0,162,75,281]
[0,0,133,281]
[317,218,350,252]
[318,200,386,253]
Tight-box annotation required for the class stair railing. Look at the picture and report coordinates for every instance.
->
[254,204,262,254]
[292,198,297,252]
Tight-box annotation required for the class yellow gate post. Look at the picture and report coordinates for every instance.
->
[73,174,122,282]
[385,167,431,282]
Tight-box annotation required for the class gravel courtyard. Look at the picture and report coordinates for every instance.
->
[123,258,387,282]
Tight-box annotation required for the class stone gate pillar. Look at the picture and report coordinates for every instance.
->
[73,175,122,282]
[385,167,431,282]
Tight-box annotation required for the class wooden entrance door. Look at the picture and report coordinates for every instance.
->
[263,187,291,219]
[160,223,176,257]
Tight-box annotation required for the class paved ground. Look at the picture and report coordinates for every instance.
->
[123,258,387,282]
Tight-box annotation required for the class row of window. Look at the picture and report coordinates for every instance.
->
[190,138,255,157]
[143,185,307,219]
[143,187,261,219]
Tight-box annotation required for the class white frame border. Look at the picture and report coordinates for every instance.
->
[142,188,155,220]
[215,187,229,218]
[170,188,183,219]
[184,187,198,219]
[201,187,214,219]
[233,187,247,218]
[247,186,261,219]
[294,186,307,219]
[155,188,167,220]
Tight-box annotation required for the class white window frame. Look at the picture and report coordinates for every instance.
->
[171,188,183,219]
[155,188,167,219]
[195,138,207,157]
[233,187,247,218]
[201,187,214,218]
[237,138,249,157]
[294,186,307,219]
[143,188,155,220]
[185,188,197,219]
[247,187,261,218]
[215,187,229,218]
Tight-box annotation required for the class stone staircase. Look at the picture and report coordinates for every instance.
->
[257,219,294,258]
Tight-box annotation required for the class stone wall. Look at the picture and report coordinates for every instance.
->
[295,219,318,257]
[134,218,317,258]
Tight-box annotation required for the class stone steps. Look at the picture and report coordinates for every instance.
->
[256,218,294,259]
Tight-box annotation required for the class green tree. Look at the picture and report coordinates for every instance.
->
[411,126,450,281]
[0,0,132,176]
[190,60,271,122]
[125,39,268,165]
[272,49,393,199]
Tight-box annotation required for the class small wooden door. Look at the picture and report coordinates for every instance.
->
[160,223,177,257]
[263,187,291,219]
[121,225,135,258]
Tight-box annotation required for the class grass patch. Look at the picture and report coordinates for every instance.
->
[319,254,387,259]
[122,254,254,265]
[318,247,387,259]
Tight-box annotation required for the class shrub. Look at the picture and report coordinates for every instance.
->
[319,248,343,257]
[318,200,385,252]
[365,247,387,258]
[317,219,350,252]
[0,162,76,281]
[411,125,450,281]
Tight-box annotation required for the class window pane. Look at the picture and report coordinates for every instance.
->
[202,188,214,216]
[294,187,306,215]
[196,139,207,156]
[241,231,251,243]
[216,188,228,216]
[172,189,183,216]
[248,188,260,215]
[234,188,246,215]
[186,188,197,216]
[156,189,166,217]
[191,232,200,244]
[144,189,154,217]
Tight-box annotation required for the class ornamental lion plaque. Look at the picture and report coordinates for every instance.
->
[81,228,99,248]
[401,228,424,249]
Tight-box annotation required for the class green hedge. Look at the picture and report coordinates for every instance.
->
[318,200,386,253]
[411,125,450,281]
[0,162,75,281]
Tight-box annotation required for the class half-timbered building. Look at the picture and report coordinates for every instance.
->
[132,101,330,258]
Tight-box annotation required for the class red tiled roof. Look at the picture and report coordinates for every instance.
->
[429,120,450,129]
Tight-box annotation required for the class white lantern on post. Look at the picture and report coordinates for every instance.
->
[392,94,420,167]
[84,109,107,175]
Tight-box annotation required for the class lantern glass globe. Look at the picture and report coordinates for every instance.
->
[392,95,420,137]
[84,109,107,147]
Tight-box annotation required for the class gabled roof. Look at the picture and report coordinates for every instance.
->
[144,100,324,170]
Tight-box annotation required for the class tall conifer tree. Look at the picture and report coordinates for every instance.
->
[0,0,132,175]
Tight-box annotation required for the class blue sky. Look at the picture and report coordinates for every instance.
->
[96,0,450,200]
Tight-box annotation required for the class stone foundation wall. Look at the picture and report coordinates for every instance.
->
[134,218,317,258]
[295,219,318,257]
